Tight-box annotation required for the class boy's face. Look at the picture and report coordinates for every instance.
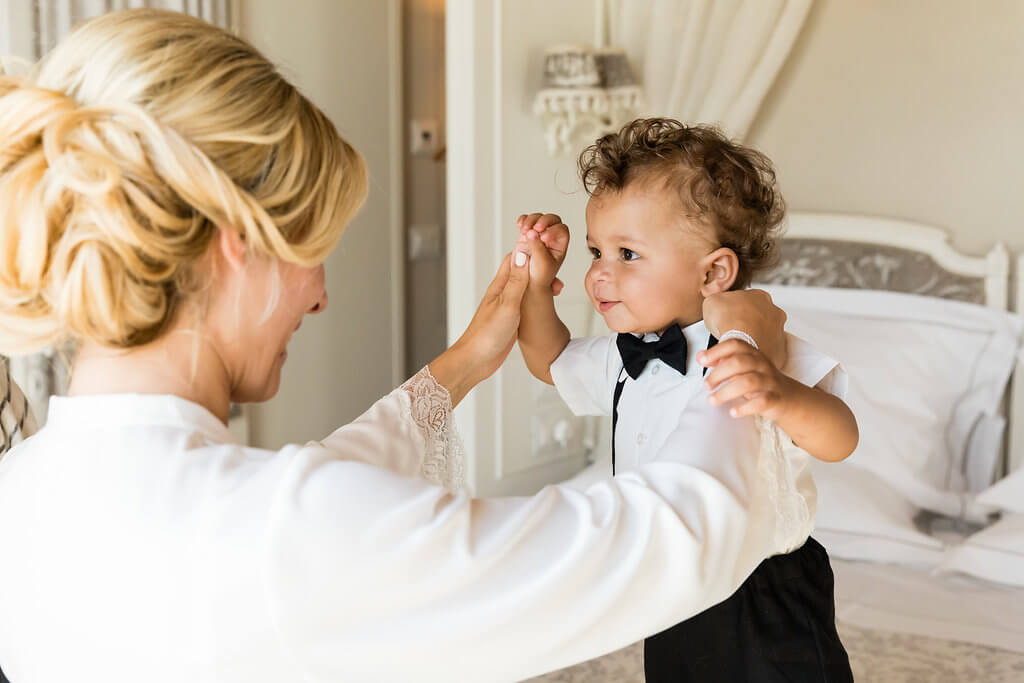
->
[584,183,720,335]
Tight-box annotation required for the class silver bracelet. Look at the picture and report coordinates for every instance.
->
[719,329,759,350]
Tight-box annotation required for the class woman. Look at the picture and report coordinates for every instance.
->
[0,10,789,682]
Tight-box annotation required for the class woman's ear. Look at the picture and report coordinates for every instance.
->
[216,228,248,272]
[699,247,739,296]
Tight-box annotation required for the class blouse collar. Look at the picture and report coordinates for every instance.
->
[45,393,237,445]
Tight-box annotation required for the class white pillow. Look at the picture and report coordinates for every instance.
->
[761,285,1022,517]
[976,466,1024,514]
[941,513,1024,587]
[810,458,945,567]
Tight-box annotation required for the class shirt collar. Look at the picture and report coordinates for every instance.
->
[45,393,237,445]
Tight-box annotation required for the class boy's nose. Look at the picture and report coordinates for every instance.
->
[590,263,612,282]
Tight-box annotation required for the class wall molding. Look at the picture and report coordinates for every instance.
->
[388,0,406,386]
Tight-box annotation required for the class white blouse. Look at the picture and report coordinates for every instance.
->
[0,364,831,683]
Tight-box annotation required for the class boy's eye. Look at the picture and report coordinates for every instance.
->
[620,248,638,262]
[589,247,601,259]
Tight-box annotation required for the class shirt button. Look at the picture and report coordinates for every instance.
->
[651,365,660,375]
[637,433,646,445]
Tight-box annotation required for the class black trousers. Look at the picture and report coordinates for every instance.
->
[644,537,853,683]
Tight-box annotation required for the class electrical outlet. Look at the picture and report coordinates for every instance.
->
[410,119,439,157]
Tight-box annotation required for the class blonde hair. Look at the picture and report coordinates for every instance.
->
[0,9,367,354]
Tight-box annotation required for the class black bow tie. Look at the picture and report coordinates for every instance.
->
[616,324,688,380]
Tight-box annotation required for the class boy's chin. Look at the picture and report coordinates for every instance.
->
[602,314,676,336]
[599,313,640,335]
[594,303,658,335]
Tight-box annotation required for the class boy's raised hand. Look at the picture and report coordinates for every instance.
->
[699,340,799,421]
[517,213,569,265]
[702,289,787,369]
[516,212,570,296]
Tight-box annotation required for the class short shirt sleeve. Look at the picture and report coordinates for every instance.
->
[781,332,848,400]
[549,335,623,416]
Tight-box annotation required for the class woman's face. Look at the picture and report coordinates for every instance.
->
[214,255,328,403]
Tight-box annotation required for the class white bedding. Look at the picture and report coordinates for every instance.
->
[833,558,1024,654]
[525,558,1024,682]
[528,240,1024,680]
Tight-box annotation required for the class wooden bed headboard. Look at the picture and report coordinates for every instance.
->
[756,211,1021,475]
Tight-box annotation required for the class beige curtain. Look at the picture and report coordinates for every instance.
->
[608,0,813,139]
[0,360,37,456]
[34,0,233,55]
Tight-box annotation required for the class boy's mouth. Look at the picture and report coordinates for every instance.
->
[597,300,620,313]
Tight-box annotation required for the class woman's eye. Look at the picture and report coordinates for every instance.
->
[620,248,638,262]
[589,247,601,259]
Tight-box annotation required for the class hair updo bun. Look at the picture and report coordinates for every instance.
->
[0,8,367,354]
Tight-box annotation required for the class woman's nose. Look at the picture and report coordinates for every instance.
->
[309,289,328,314]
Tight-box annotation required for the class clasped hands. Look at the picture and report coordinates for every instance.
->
[452,211,789,420]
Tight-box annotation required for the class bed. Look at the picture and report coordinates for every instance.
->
[526,212,1024,682]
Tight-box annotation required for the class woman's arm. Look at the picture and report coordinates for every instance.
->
[316,251,531,487]
[321,268,793,485]
[267,402,780,682]
[279,267,796,679]
[428,250,530,408]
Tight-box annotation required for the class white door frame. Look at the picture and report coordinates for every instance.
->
[446,0,587,496]
[446,0,494,493]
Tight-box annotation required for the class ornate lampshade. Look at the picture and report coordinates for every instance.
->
[533,44,644,156]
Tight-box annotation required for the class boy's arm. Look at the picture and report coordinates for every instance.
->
[761,380,858,462]
[703,341,858,462]
[517,229,570,384]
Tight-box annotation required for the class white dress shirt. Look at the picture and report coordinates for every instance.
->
[0,360,838,683]
[551,321,847,554]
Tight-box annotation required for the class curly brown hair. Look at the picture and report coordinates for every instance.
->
[578,118,784,289]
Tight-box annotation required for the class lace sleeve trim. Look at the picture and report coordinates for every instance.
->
[401,365,466,492]
[755,416,812,553]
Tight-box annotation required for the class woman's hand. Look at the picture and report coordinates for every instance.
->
[701,289,788,368]
[428,250,530,407]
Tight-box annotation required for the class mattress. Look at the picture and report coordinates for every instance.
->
[525,559,1024,682]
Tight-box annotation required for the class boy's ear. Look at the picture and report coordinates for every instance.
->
[700,247,739,296]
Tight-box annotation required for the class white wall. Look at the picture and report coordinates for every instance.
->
[240,0,403,449]
[746,0,1024,258]
[498,1,596,327]
[450,0,1024,494]
[486,0,1024,283]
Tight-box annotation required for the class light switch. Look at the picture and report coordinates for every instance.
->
[408,223,442,261]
